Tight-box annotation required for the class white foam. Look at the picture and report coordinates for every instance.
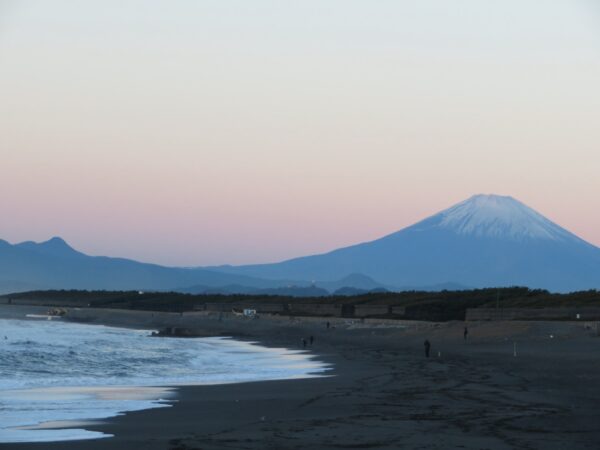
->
[0,319,329,443]
[1,386,172,442]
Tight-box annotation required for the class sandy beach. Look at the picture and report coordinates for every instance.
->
[2,305,600,450]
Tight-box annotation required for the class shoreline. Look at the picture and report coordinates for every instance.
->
[2,305,600,449]
[0,305,337,447]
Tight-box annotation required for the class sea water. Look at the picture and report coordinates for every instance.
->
[0,318,328,443]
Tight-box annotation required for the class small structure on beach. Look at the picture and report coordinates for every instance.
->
[243,309,257,317]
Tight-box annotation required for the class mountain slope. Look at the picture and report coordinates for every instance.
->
[216,195,600,292]
[0,238,296,294]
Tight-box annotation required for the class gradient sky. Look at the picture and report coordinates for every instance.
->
[1,1,599,266]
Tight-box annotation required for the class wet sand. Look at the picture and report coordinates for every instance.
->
[2,305,600,449]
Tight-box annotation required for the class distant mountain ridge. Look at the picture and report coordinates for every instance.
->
[0,238,386,295]
[0,238,297,294]
[13,237,84,258]
[2,194,600,294]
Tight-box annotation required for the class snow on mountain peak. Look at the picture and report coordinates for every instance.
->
[435,194,574,241]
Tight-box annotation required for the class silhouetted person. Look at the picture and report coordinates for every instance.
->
[309,335,314,345]
[464,326,468,340]
[302,338,307,348]
[424,339,431,358]
[326,321,330,329]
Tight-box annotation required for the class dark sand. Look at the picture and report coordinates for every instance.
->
[2,306,600,450]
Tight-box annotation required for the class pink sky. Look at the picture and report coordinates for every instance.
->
[1,1,599,266]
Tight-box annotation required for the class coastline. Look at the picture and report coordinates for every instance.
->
[2,305,600,449]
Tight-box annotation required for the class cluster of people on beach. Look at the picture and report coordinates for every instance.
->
[301,335,314,348]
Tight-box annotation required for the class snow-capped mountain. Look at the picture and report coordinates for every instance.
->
[436,195,578,242]
[217,194,600,292]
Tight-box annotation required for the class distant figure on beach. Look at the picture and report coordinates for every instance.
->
[326,321,330,329]
[424,339,431,358]
[302,338,307,348]
[309,335,314,345]
[464,326,468,340]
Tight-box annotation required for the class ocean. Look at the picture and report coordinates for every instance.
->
[0,317,328,443]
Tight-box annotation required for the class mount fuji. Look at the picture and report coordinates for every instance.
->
[215,195,600,292]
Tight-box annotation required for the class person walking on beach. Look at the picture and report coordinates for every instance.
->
[464,326,468,340]
[326,321,330,329]
[424,339,431,358]
[302,338,307,348]
[309,335,314,345]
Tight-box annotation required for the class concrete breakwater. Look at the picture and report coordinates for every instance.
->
[466,307,600,321]
[64,307,412,337]
[7,296,600,323]
[2,297,403,319]
[197,302,400,318]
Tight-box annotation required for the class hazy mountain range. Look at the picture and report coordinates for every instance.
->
[2,194,599,295]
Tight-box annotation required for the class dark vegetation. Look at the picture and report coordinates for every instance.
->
[3,288,600,321]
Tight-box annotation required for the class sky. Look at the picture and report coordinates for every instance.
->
[1,0,600,266]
